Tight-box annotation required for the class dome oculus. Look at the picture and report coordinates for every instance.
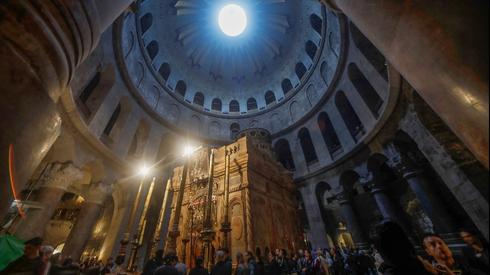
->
[218,4,248,37]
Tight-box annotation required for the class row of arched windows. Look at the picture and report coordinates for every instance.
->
[274,89,371,171]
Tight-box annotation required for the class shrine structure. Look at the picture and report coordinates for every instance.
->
[165,129,304,266]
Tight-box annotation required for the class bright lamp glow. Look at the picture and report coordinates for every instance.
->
[139,165,151,176]
[218,4,248,37]
[183,145,198,157]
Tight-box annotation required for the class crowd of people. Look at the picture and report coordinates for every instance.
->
[1,222,488,275]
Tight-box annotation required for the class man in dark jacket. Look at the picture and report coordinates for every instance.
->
[211,250,231,275]
[373,221,433,275]
[1,237,45,275]
[460,229,489,275]
[155,254,180,275]
[142,249,164,275]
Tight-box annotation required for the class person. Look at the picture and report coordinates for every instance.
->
[101,257,115,274]
[264,251,280,275]
[244,251,256,275]
[422,233,467,275]
[372,221,432,275]
[40,245,54,275]
[1,237,45,275]
[255,249,265,275]
[190,257,209,275]
[235,252,246,275]
[300,250,314,275]
[277,250,290,275]
[175,256,187,275]
[155,254,180,275]
[143,250,164,275]
[211,250,231,275]
[460,229,489,275]
[313,249,330,275]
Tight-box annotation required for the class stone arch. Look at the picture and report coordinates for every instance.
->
[348,63,383,118]
[175,80,187,97]
[212,98,223,111]
[306,40,318,60]
[265,91,276,105]
[127,119,151,159]
[101,97,132,145]
[247,98,258,111]
[140,13,153,34]
[282,79,294,95]
[298,128,319,165]
[295,62,307,80]
[193,92,205,106]
[229,100,240,113]
[77,64,116,120]
[310,13,323,35]
[335,91,365,142]
[318,112,342,156]
[158,63,171,82]
[274,139,296,171]
[230,123,241,140]
[350,22,388,80]
[146,40,159,60]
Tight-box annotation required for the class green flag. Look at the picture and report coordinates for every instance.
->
[0,235,24,271]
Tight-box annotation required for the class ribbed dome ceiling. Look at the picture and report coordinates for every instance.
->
[131,0,334,115]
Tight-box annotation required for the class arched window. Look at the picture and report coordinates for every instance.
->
[78,72,101,106]
[298,128,318,165]
[282,79,293,95]
[78,65,116,119]
[247,98,258,111]
[146,41,159,60]
[335,91,365,141]
[230,123,241,139]
[318,112,342,155]
[158,63,171,82]
[212,98,222,111]
[193,92,205,106]
[306,41,318,60]
[265,91,276,105]
[348,63,384,118]
[103,104,121,137]
[175,81,186,97]
[295,63,307,80]
[350,22,388,81]
[229,100,240,113]
[100,97,131,145]
[127,120,150,159]
[310,14,323,35]
[274,139,296,171]
[140,13,153,34]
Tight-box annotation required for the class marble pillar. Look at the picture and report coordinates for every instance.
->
[322,0,489,168]
[338,192,367,247]
[15,163,83,240]
[62,182,111,261]
[367,177,411,233]
[386,144,455,234]
[0,0,134,220]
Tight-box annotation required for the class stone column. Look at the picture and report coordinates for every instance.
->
[15,163,83,240]
[322,0,489,168]
[365,175,411,233]
[62,182,111,261]
[0,0,134,220]
[337,191,367,247]
[385,144,455,234]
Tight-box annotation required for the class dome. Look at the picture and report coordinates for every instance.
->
[116,0,343,136]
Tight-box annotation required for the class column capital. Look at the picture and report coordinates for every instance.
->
[85,181,112,205]
[384,143,423,179]
[39,162,84,191]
